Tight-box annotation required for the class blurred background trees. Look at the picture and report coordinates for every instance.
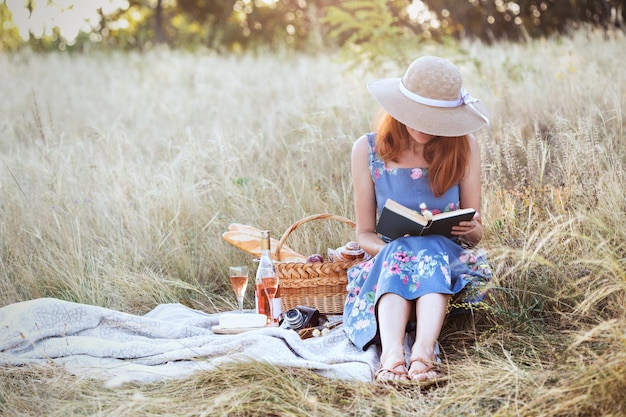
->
[0,0,624,52]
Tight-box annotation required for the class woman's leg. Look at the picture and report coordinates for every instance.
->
[409,293,450,380]
[376,292,412,381]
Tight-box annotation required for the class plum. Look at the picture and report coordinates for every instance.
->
[306,253,324,263]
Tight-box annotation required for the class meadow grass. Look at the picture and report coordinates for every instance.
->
[1,28,625,416]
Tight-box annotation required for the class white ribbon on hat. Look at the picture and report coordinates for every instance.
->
[399,81,490,129]
[399,82,478,108]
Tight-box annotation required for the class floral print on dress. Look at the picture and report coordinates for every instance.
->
[370,151,420,183]
[410,168,424,179]
[419,201,459,216]
[373,166,399,180]
[344,239,490,346]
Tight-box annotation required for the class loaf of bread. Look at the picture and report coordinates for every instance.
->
[222,223,307,262]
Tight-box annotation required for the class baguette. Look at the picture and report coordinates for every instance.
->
[222,224,306,262]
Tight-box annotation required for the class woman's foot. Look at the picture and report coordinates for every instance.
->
[408,357,441,382]
[375,357,409,382]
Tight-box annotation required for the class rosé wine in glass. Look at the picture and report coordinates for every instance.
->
[229,266,249,313]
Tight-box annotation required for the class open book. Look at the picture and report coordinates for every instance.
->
[376,199,476,240]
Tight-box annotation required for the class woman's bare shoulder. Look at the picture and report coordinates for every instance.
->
[352,134,370,155]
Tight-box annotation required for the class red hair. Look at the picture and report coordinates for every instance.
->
[375,112,470,197]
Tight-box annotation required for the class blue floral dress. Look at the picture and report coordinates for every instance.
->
[343,133,492,350]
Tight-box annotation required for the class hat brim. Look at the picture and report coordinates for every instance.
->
[367,78,489,137]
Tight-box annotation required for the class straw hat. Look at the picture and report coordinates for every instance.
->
[367,56,489,137]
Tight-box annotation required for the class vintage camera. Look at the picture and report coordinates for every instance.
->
[280,305,320,331]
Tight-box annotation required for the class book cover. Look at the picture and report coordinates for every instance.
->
[376,199,476,240]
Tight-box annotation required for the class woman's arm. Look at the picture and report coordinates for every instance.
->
[451,134,483,246]
[352,135,387,256]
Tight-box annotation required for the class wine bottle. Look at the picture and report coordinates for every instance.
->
[255,230,273,323]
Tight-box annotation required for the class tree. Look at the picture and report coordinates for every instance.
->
[322,0,423,68]
[1,0,624,52]
[176,0,236,49]
[421,0,625,42]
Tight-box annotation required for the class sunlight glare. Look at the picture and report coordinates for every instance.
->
[407,0,426,21]
[254,0,278,6]
[5,0,130,43]
[407,0,438,25]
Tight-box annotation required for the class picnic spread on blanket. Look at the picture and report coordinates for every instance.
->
[0,298,378,384]
[0,216,379,383]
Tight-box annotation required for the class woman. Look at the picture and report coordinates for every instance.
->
[343,56,492,382]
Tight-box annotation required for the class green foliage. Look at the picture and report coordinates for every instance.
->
[422,0,625,43]
[0,3,22,52]
[322,0,420,69]
[2,0,624,52]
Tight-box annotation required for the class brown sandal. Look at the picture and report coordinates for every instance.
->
[375,360,409,382]
[408,357,442,382]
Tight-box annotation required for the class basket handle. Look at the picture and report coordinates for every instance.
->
[274,213,356,260]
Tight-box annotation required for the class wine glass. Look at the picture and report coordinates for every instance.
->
[262,275,279,326]
[229,266,249,313]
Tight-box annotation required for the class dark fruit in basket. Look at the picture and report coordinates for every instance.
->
[306,254,324,263]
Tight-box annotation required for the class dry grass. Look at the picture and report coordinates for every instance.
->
[1,28,625,416]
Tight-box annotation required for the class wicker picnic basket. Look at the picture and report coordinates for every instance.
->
[275,213,362,315]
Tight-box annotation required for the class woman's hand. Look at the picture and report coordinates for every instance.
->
[450,212,482,247]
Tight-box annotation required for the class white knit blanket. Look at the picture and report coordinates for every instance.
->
[0,298,378,385]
